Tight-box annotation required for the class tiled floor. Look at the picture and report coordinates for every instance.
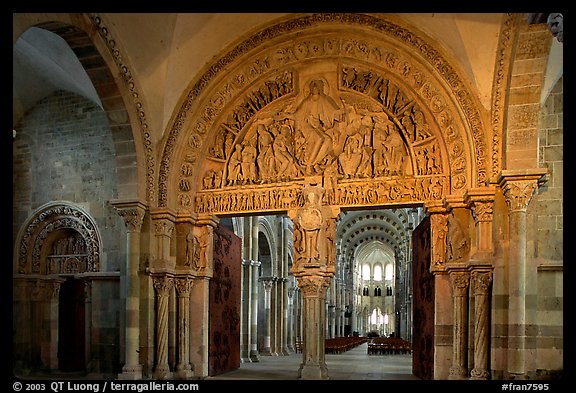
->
[207,342,420,380]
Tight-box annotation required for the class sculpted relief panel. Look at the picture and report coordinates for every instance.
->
[171,30,481,214]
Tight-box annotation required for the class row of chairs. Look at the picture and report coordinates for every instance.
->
[367,337,412,355]
[325,337,368,354]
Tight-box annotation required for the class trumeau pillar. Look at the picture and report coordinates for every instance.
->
[288,183,338,380]
[498,169,547,377]
[190,214,218,378]
[112,199,147,380]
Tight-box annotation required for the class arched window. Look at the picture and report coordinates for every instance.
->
[362,264,371,281]
[385,264,393,281]
[373,264,382,281]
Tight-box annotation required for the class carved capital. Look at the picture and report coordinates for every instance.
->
[260,277,275,291]
[498,169,547,213]
[152,275,174,298]
[153,219,175,237]
[296,275,331,298]
[469,200,493,223]
[174,276,193,297]
[111,199,147,233]
[449,271,469,297]
[502,180,538,212]
[471,270,492,296]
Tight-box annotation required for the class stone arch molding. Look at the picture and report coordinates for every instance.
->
[161,14,490,214]
[15,201,102,275]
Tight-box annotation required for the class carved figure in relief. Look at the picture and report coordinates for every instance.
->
[224,130,235,158]
[194,231,209,270]
[256,124,276,183]
[241,140,257,184]
[282,79,345,174]
[210,128,226,159]
[295,188,325,266]
[339,134,363,178]
[446,212,470,262]
[185,231,198,267]
[273,130,297,180]
[226,144,242,185]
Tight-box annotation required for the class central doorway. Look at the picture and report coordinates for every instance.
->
[219,206,428,378]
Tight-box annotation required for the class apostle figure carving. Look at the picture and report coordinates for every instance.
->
[296,186,324,267]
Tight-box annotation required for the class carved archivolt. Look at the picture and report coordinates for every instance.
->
[15,202,101,275]
[162,14,489,213]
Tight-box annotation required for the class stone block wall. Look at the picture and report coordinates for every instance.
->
[528,75,563,378]
[12,90,126,375]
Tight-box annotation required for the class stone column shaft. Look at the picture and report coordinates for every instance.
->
[499,171,545,376]
[260,278,273,355]
[240,259,252,362]
[449,271,469,379]
[250,260,261,361]
[174,277,193,378]
[152,275,174,379]
[112,201,146,379]
[470,271,493,379]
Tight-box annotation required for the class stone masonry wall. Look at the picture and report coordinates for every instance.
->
[12,90,126,375]
[13,90,125,273]
[528,75,563,377]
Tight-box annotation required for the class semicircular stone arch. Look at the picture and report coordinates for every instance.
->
[161,13,489,214]
[14,201,102,275]
[15,17,153,204]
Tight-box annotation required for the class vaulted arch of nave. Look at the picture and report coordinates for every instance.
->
[13,13,563,382]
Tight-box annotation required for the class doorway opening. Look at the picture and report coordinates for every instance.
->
[58,277,86,372]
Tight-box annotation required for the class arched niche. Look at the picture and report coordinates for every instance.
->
[160,14,490,215]
[14,201,102,275]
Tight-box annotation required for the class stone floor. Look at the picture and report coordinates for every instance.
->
[206,342,419,380]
